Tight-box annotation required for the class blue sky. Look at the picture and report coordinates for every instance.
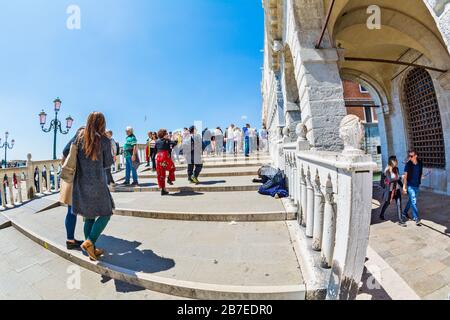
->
[0,0,264,160]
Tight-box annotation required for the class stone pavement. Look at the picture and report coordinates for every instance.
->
[370,185,450,300]
[0,227,182,300]
[0,153,306,300]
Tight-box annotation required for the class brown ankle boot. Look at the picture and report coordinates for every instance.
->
[81,240,97,261]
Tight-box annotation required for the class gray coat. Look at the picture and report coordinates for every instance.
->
[182,134,203,165]
[63,135,114,218]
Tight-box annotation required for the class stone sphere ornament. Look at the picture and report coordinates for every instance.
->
[339,115,365,155]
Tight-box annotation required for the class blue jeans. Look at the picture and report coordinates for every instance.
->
[244,136,250,156]
[404,186,420,221]
[125,156,138,184]
[65,206,77,241]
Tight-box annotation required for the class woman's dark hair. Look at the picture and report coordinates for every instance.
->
[157,129,168,139]
[189,126,196,134]
[79,112,106,161]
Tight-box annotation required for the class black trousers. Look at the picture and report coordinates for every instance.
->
[150,148,157,169]
[188,164,203,178]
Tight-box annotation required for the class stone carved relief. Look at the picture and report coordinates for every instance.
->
[339,115,364,155]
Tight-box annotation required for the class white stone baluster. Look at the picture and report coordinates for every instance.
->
[321,174,336,269]
[0,180,5,210]
[299,164,307,227]
[305,166,314,238]
[16,173,23,204]
[7,174,14,207]
[312,170,325,251]
[293,159,299,208]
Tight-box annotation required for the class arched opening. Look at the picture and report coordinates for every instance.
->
[330,0,450,194]
[342,79,382,171]
[403,68,446,168]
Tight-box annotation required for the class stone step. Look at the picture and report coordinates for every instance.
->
[0,214,11,230]
[138,161,270,173]
[137,166,261,179]
[111,192,295,222]
[0,226,182,300]
[201,156,271,163]
[112,176,262,193]
[5,207,305,300]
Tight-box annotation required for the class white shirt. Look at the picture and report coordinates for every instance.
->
[227,127,235,139]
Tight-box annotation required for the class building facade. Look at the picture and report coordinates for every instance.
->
[262,0,450,194]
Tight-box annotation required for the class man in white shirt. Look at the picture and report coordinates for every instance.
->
[226,124,235,154]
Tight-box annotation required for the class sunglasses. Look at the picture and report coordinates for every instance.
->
[409,154,416,158]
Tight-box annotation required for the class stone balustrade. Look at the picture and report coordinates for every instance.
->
[0,154,61,211]
[282,115,377,300]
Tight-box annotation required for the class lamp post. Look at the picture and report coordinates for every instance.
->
[39,98,74,160]
[0,131,15,168]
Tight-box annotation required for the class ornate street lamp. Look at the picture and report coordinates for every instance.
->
[39,97,74,160]
[0,131,15,168]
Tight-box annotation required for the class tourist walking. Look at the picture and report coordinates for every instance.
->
[183,126,203,184]
[226,124,235,154]
[105,129,116,186]
[260,126,268,152]
[171,131,182,164]
[145,131,152,167]
[62,112,114,261]
[214,127,224,156]
[202,128,213,155]
[60,126,85,251]
[243,124,251,157]
[156,129,177,196]
[149,132,157,171]
[402,150,426,226]
[379,156,404,225]
[122,126,139,186]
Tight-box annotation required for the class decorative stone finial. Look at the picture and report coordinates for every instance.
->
[296,123,307,141]
[27,153,32,161]
[339,115,364,155]
[282,126,290,143]
[282,126,289,138]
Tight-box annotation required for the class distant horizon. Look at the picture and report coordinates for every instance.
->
[0,0,264,161]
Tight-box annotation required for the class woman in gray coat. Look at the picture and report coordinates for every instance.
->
[62,112,114,261]
[182,126,203,184]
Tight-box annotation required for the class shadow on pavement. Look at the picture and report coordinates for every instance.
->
[96,235,175,293]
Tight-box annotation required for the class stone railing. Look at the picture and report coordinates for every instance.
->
[0,154,61,210]
[282,116,377,300]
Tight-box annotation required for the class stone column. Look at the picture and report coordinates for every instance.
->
[285,0,347,151]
